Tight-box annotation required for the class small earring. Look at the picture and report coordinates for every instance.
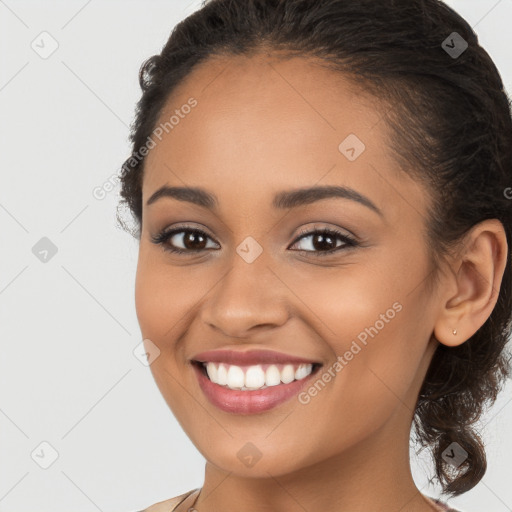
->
[452,329,457,335]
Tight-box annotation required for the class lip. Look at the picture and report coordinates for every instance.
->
[192,360,322,414]
[190,349,322,366]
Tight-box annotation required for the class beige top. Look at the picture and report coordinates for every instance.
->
[139,489,200,512]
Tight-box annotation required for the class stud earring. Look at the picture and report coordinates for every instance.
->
[452,329,457,335]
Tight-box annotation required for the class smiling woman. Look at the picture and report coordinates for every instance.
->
[116,1,512,511]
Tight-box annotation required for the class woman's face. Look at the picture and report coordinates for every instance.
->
[135,53,441,477]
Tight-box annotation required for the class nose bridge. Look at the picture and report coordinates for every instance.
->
[199,243,289,337]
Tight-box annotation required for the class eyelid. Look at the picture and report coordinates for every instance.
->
[292,223,356,243]
[150,223,220,251]
[161,222,218,241]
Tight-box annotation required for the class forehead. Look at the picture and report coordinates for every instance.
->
[142,52,428,223]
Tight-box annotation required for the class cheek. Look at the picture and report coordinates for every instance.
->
[134,251,191,341]
[287,246,431,422]
[134,261,190,416]
[134,260,162,340]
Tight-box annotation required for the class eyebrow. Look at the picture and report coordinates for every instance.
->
[146,185,383,217]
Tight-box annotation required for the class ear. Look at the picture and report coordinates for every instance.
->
[433,219,508,347]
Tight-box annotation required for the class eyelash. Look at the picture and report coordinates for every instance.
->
[151,224,359,257]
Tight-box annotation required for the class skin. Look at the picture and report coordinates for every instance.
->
[135,52,508,512]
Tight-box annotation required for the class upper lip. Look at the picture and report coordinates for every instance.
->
[191,349,322,366]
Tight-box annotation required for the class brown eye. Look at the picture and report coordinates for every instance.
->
[151,227,219,254]
[179,230,209,250]
[289,227,358,256]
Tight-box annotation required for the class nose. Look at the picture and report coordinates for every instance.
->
[199,256,290,339]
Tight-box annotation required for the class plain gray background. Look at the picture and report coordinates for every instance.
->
[1,1,511,511]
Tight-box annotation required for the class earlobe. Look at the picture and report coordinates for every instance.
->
[433,219,508,348]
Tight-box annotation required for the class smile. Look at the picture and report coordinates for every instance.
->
[200,361,317,390]
[192,360,323,414]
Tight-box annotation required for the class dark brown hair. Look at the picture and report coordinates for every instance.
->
[117,0,512,498]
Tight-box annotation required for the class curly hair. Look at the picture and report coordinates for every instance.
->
[117,0,512,498]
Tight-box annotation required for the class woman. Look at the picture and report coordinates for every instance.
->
[118,0,512,510]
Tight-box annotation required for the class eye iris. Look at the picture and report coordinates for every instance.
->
[312,232,336,251]
[184,231,207,250]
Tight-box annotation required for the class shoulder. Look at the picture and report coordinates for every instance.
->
[137,489,198,512]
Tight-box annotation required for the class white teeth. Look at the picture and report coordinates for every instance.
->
[245,365,266,389]
[206,362,218,382]
[227,365,245,388]
[265,365,281,387]
[281,364,295,384]
[203,362,315,390]
[216,363,228,385]
[295,364,311,380]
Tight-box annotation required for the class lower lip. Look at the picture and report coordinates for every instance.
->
[192,362,321,414]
